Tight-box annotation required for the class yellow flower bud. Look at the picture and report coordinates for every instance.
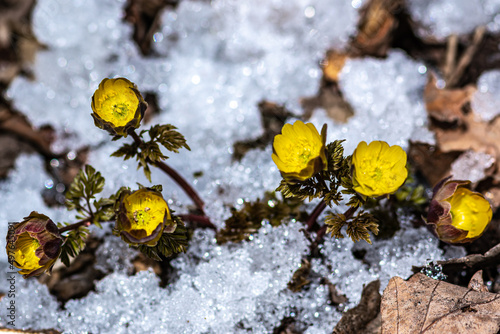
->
[351,141,408,197]
[6,212,63,278]
[115,188,175,246]
[91,77,147,137]
[272,120,327,182]
[427,177,492,243]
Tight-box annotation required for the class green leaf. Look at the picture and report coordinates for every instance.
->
[217,191,307,244]
[59,224,89,267]
[136,217,189,260]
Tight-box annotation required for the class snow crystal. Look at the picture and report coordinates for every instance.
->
[408,0,500,40]
[450,150,495,183]
[472,69,500,121]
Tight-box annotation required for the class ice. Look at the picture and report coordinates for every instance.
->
[408,0,500,40]
[0,0,469,332]
[472,69,500,121]
[450,150,495,183]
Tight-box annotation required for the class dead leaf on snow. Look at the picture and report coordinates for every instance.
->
[350,0,402,57]
[124,0,178,55]
[301,83,354,123]
[468,270,489,293]
[381,273,500,333]
[408,142,462,188]
[333,280,381,334]
[435,113,500,160]
[232,100,295,161]
[424,73,476,124]
[322,50,348,83]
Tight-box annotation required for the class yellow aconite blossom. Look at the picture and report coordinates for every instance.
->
[272,120,327,182]
[445,188,492,240]
[352,141,407,197]
[13,234,43,275]
[427,177,492,243]
[115,189,175,247]
[6,212,63,278]
[91,78,147,136]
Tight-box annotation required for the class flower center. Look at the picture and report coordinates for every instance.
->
[133,207,151,226]
[13,234,41,270]
[112,103,131,118]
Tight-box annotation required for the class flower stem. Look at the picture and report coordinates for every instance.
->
[306,201,327,231]
[58,218,92,234]
[178,214,217,230]
[130,131,206,215]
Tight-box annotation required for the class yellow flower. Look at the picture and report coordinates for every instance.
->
[6,212,63,278]
[272,120,327,182]
[427,177,492,243]
[91,77,147,137]
[115,188,175,246]
[351,141,407,197]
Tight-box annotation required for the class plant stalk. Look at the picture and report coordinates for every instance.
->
[58,218,92,234]
[130,131,206,215]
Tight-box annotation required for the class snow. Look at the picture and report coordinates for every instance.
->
[408,0,500,40]
[0,0,482,332]
[472,69,500,122]
[450,150,495,183]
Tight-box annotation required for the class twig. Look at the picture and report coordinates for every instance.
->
[443,34,458,80]
[446,26,485,87]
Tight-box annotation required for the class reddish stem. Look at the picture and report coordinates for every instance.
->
[178,214,217,230]
[306,201,327,231]
[130,131,206,215]
[58,219,91,234]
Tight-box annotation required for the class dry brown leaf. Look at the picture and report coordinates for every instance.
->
[301,84,354,123]
[381,273,500,333]
[424,73,476,123]
[435,113,500,158]
[322,50,348,82]
[232,100,295,161]
[124,0,178,55]
[333,280,381,334]
[350,0,402,57]
[468,270,489,293]
[408,142,462,188]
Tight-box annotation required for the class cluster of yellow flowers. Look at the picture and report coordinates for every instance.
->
[6,77,494,278]
[7,78,175,278]
[272,120,492,244]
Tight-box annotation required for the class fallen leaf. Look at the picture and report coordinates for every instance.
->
[424,73,476,124]
[322,278,349,306]
[408,142,462,188]
[124,0,178,55]
[468,270,489,293]
[232,101,295,161]
[381,273,500,333]
[322,50,348,82]
[350,0,402,57]
[333,280,381,334]
[301,83,354,123]
[288,259,311,292]
[435,113,500,159]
